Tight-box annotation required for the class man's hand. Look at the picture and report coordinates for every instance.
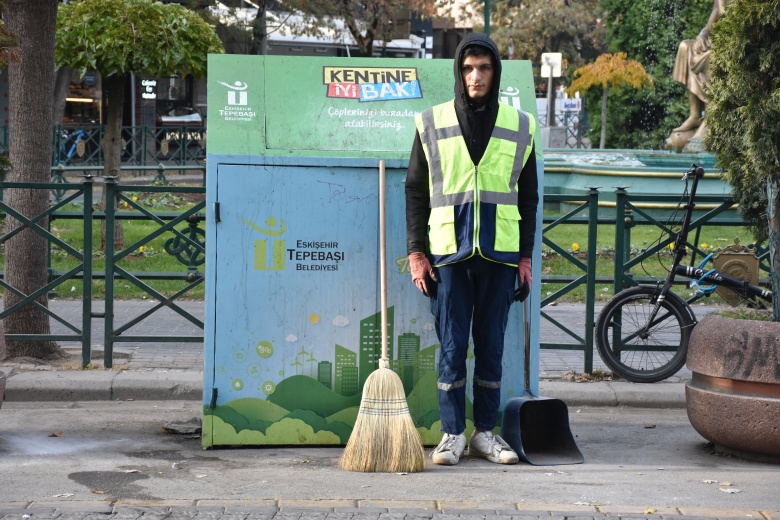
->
[408,252,438,296]
[518,257,532,289]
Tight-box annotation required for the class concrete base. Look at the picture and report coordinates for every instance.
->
[686,315,780,456]
[541,126,567,148]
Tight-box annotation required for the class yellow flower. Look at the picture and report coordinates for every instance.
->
[123,201,129,207]
[700,243,708,249]
[132,196,138,201]
[139,246,146,253]
[571,243,580,251]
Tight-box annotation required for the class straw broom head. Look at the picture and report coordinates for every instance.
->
[339,358,426,473]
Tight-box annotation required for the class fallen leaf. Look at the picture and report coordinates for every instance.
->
[53,493,74,498]
[720,487,741,494]
[126,398,135,401]
[644,508,657,514]
[48,432,64,437]
[720,481,732,486]
[91,490,105,495]
[702,480,718,484]
[644,424,657,429]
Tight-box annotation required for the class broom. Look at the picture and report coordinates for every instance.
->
[339,159,426,473]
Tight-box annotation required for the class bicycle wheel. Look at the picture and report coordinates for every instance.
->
[595,286,695,383]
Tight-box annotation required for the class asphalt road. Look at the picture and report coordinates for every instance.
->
[0,401,777,515]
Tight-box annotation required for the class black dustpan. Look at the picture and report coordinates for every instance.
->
[501,293,584,465]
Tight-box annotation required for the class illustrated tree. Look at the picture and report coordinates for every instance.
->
[705,0,780,320]
[566,52,652,149]
[2,0,61,360]
[55,0,223,249]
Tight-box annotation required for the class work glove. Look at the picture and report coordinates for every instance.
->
[515,257,532,302]
[408,252,438,297]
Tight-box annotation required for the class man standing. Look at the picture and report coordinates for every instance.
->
[405,33,539,466]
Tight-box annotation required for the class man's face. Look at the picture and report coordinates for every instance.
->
[461,54,494,104]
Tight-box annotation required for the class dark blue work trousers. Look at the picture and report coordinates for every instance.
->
[429,255,516,435]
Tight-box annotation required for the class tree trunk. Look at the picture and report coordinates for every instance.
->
[766,179,780,322]
[3,0,61,359]
[599,86,608,149]
[250,0,268,55]
[53,66,75,127]
[100,74,125,251]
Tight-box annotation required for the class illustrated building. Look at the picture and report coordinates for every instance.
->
[358,306,394,389]
[334,344,358,396]
[398,332,421,393]
[415,344,437,386]
[317,360,333,390]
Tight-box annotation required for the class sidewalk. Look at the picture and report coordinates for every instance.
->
[2,301,778,519]
[0,300,725,405]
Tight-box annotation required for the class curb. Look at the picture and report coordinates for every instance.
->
[540,380,688,408]
[1,369,685,408]
[2,370,202,402]
[0,498,774,519]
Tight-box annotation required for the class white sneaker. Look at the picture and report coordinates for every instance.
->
[430,433,466,465]
[468,430,519,464]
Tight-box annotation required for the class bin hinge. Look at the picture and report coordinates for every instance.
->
[213,202,221,223]
[209,388,218,409]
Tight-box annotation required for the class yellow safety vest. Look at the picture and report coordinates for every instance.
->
[415,100,536,266]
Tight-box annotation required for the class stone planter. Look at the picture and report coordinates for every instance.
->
[686,314,780,457]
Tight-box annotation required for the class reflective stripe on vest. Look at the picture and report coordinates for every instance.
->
[415,100,535,262]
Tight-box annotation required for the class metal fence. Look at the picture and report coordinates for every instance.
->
[0,168,205,368]
[0,125,206,167]
[0,178,768,372]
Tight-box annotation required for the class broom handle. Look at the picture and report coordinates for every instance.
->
[523,297,531,391]
[379,160,388,361]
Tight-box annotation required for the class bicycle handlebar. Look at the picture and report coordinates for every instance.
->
[674,264,773,303]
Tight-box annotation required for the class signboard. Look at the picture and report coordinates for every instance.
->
[207,55,541,159]
[562,97,582,112]
[541,52,562,78]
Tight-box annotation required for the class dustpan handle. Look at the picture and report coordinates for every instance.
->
[523,297,531,391]
[379,160,388,363]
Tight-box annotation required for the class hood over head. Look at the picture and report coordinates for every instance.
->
[453,33,502,111]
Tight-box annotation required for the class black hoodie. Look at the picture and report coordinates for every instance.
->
[405,33,539,258]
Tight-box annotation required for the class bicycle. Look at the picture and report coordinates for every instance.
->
[594,164,773,383]
[56,128,86,166]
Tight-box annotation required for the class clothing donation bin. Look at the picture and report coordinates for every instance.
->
[203,54,544,448]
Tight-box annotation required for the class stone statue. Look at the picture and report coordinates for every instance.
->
[666,0,728,151]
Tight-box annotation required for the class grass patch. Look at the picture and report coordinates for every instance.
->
[541,212,759,303]
[0,186,205,300]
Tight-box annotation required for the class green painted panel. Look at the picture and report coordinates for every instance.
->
[207,55,540,160]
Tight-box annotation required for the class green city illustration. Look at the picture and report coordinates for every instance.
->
[203,306,482,447]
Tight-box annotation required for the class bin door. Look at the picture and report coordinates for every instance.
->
[206,161,524,447]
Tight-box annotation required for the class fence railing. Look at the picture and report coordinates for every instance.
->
[0,125,206,168]
[0,168,205,368]
[0,179,768,372]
